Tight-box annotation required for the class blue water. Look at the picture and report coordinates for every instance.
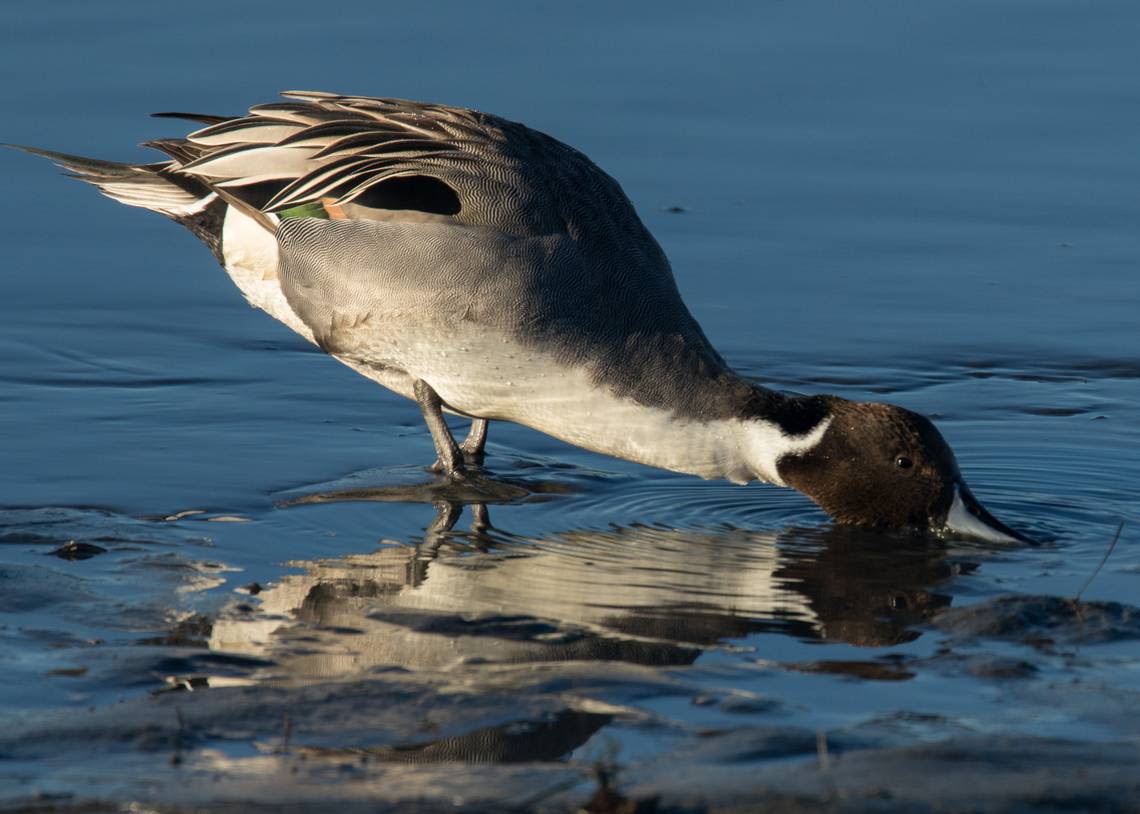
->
[2,1,1139,807]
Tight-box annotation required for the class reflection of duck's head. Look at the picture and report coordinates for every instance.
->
[778,400,1029,543]
[774,525,967,647]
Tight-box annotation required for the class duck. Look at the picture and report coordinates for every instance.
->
[8,91,1029,542]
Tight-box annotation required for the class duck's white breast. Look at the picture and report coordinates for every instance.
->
[335,321,827,485]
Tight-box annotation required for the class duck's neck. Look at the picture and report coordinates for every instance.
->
[540,367,834,485]
[667,376,835,485]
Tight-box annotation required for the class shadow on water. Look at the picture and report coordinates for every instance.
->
[279,471,567,507]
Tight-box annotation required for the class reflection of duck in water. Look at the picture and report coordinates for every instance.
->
[206,503,969,764]
[212,504,965,676]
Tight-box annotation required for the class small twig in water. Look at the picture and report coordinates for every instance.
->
[280,712,293,755]
[816,729,843,802]
[816,729,831,772]
[1073,520,1125,604]
[171,707,186,766]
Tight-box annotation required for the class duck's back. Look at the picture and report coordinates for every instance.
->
[186,93,736,418]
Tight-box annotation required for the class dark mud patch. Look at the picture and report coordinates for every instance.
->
[932,595,1140,646]
[629,735,1140,813]
[785,660,915,682]
[919,652,1040,680]
[48,541,108,560]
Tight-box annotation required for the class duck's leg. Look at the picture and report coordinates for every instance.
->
[460,418,488,465]
[413,379,466,479]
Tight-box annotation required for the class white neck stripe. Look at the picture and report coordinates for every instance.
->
[744,416,831,487]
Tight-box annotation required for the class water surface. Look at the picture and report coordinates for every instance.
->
[2,1,1139,809]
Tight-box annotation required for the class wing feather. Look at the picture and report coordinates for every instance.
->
[187,119,307,146]
[181,144,322,180]
[120,90,630,239]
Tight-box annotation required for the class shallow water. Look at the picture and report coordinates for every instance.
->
[2,1,1139,809]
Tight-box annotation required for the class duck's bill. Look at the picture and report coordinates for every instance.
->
[941,482,1032,544]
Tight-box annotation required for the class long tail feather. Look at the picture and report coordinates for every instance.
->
[5,143,214,218]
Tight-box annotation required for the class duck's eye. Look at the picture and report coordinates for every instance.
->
[895,456,914,470]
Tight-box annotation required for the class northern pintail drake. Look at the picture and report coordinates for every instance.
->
[10,91,1028,542]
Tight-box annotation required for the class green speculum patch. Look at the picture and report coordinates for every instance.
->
[276,201,329,219]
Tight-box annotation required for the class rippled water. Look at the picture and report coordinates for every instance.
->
[2,1,1139,809]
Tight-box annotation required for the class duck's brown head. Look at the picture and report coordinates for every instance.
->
[777,399,1029,542]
